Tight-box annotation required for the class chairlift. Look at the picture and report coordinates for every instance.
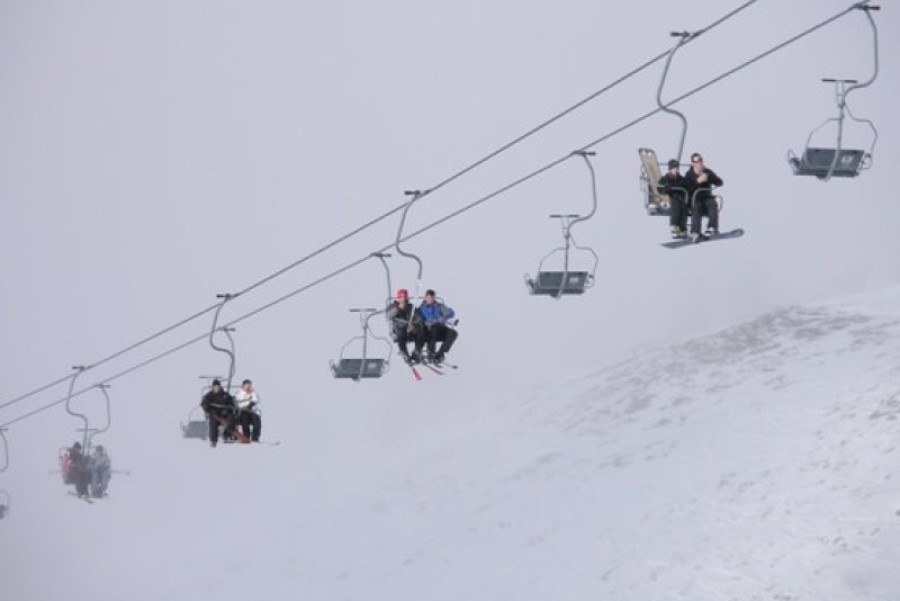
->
[788,5,879,181]
[330,308,392,380]
[525,151,599,297]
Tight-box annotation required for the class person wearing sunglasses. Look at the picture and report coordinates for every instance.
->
[685,152,724,242]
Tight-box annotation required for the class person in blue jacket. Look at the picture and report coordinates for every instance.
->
[418,289,458,365]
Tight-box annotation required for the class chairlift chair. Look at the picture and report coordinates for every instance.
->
[525,213,598,297]
[526,151,600,298]
[788,5,879,181]
[638,148,724,227]
[330,308,392,380]
[181,404,209,440]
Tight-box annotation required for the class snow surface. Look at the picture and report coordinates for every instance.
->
[2,287,899,601]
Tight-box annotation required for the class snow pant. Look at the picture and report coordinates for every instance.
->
[207,409,235,444]
[394,325,424,358]
[426,324,457,357]
[668,194,688,230]
[91,468,110,497]
[690,194,719,234]
[74,468,90,497]
[240,411,262,442]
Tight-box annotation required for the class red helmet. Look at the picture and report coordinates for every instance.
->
[396,288,409,299]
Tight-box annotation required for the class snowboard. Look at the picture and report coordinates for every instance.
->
[661,228,745,249]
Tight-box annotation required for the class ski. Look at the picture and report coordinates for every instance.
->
[67,491,93,504]
[421,363,444,375]
[409,365,422,380]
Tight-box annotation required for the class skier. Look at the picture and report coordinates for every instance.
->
[201,379,237,448]
[386,288,425,364]
[89,445,112,498]
[234,379,262,442]
[659,158,689,239]
[418,289,458,365]
[685,152,724,242]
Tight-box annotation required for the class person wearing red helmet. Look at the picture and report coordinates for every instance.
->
[386,288,424,364]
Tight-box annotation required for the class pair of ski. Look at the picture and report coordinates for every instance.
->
[408,360,456,380]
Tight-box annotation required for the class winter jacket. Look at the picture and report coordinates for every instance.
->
[684,166,723,202]
[418,301,456,328]
[657,172,689,203]
[234,389,260,412]
[386,301,421,333]
[201,390,235,415]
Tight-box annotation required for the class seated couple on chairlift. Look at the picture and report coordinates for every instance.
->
[386,288,458,366]
[658,152,723,243]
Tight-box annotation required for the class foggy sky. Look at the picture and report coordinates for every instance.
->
[0,0,897,481]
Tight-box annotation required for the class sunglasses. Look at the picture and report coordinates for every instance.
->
[692,157,703,163]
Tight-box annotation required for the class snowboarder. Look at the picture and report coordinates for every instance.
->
[418,289,458,365]
[685,152,724,242]
[386,288,425,364]
[659,158,689,239]
[201,379,237,448]
[234,379,262,442]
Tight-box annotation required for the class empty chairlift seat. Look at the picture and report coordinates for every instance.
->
[180,406,209,440]
[330,357,388,379]
[526,271,593,297]
[789,147,869,179]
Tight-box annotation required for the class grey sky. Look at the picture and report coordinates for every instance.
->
[0,0,897,451]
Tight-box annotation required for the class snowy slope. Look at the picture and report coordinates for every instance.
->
[3,288,900,601]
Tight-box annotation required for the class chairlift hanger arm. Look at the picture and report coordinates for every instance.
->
[209,294,237,391]
[395,190,425,291]
[64,366,90,449]
[86,384,112,448]
[656,32,692,163]
[370,252,393,306]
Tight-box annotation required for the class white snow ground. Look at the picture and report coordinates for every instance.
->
[2,286,900,601]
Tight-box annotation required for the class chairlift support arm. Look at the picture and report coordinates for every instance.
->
[209,294,237,391]
[64,366,90,449]
[656,31,693,163]
[86,384,112,449]
[371,252,393,306]
[395,190,425,297]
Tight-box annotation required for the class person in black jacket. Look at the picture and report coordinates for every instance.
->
[685,152,724,241]
[385,288,424,364]
[201,379,236,448]
[658,158,689,239]
[66,442,90,498]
